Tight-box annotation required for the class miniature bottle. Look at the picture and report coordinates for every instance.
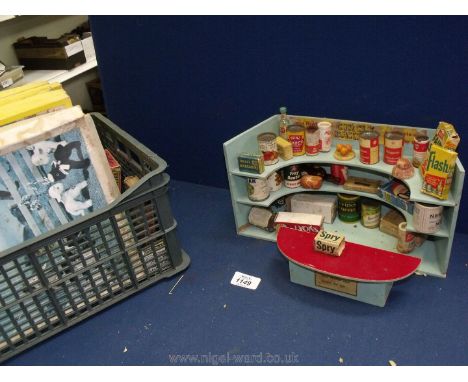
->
[279,106,290,140]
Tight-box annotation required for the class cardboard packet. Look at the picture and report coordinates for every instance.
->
[432,121,460,151]
[420,143,457,200]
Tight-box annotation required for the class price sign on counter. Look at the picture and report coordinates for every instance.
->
[230,271,261,290]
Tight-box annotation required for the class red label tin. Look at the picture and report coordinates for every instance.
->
[305,127,320,156]
[287,125,305,156]
[359,131,379,164]
[384,131,404,165]
[412,134,429,168]
[331,164,348,185]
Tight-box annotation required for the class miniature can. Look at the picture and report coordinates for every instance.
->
[248,207,276,232]
[359,131,380,164]
[397,222,416,253]
[238,153,265,174]
[246,177,270,201]
[270,197,287,213]
[287,125,305,156]
[337,193,360,223]
[384,131,404,165]
[283,164,301,188]
[331,164,348,185]
[360,198,381,228]
[257,132,279,165]
[412,134,429,168]
[413,202,443,234]
[305,127,320,156]
[267,171,283,192]
[318,121,332,152]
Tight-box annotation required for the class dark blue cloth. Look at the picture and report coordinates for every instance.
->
[6,180,468,365]
[89,15,468,233]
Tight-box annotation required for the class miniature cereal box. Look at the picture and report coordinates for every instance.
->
[314,230,346,256]
[432,121,460,151]
[105,149,122,191]
[275,212,324,233]
[420,143,457,200]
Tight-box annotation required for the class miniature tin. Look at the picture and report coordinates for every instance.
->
[257,132,279,165]
[238,153,265,174]
[305,127,320,156]
[413,202,443,234]
[337,193,360,223]
[360,198,381,228]
[248,207,276,232]
[384,131,404,165]
[396,222,416,253]
[283,164,301,188]
[246,177,270,201]
[270,197,287,213]
[331,164,348,185]
[287,125,305,156]
[318,121,332,152]
[412,134,429,168]
[267,171,283,192]
[359,131,379,164]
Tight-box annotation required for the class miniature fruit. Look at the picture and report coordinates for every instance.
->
[339,146,349,156]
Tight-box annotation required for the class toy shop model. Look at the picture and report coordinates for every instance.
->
[224,108,464,307]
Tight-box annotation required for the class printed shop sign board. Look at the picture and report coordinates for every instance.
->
[0,106,119,252]
[290,116,420,144]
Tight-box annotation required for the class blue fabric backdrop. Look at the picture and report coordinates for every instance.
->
[89,16,467,232]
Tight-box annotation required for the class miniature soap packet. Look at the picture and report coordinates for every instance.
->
[314,230,346,256]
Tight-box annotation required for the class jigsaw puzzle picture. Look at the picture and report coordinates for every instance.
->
[0,127,108,252]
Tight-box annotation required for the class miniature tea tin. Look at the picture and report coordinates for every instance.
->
[337,193,361,223]
[283,164,301,188]
[247,177,270,201]
[360,198,381,228]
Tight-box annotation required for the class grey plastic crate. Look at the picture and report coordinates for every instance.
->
[0,113,190,362]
